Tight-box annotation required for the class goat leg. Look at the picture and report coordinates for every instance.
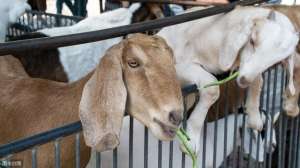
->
[176,63,220,155]
[245,75,264,131]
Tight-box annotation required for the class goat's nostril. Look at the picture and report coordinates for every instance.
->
[169,111,182,126]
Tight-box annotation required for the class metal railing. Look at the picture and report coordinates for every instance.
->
[1,0,300,167]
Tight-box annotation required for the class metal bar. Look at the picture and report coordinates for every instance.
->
[223,84,229,168]
[169,141,173,168]
[75,133,80,168]
[247,129,253,168]
[240,113,247,167]
[118,0,228,6]
[96,152,101,168]
[31,147,37,168]
[0,121,82,158]
[292,117,300,168]
[55,139,61,168]
[282,114,288,168]
[0,0,266,55]
[113,148,118,168]
[213,101,219,168]
[263,70,272,168]
[100,0,104,13]
[202,121,207,168]
[181,96,188,168]
[232,93,240,168]
[268,66,278,168]
[129,117,134,168]
[278,66,286,168]
[296,117,300,168]
[158,140,162,168]
[288,119,295,168]
[144,127,148,168]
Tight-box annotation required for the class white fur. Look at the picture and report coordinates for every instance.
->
[40,4,140,82]
[157,6,299,154]
[0,0,30,42]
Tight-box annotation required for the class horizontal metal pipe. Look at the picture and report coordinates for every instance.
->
[118,0,228,6]
[0,121,82,158]
[0,0,265,55]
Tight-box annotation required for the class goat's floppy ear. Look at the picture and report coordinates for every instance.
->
[79,42,127,152]
[219,20,253,71]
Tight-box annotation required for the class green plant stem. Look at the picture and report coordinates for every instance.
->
[202,71,239,89]
[176,129,198,168]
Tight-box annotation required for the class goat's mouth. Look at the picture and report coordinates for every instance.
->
[153,118,177,138]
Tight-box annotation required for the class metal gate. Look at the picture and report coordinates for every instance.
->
[1,0,299,167]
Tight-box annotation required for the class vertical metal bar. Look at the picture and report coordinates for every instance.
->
[169,141,173,168]
[31,147,37,168]
[144,127,148,168]
[247,129,253,168]
[255,131,261,168]
[113,148,118,168]
[296,117,300,168]
[263,70,272,168]
[202,121,207,168]
[213,101,219,168]
[55,138,61,168]
[240,113,247,167]
[158,140,162,168]
[268,66,278,168]
[256,71,266,168]
[282,114,288,168]
[292,117,299,168]
[181,153,185,168]
[129,117,134,168]
[232,108,239,168]
[100,0,104,13]
[181,97,188,168]
[75,133,80,168]
[96,152,101,168]
[223,84,229,168]
[288,119,295,168]
[278,67,286,168]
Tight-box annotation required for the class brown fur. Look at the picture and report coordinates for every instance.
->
[0,34,183,167]
[28,0,47,11]
[0,55,29,77]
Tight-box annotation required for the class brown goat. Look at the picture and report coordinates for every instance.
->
[0,34,183,167]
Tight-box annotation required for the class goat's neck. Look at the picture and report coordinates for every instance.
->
[185,15,227,74]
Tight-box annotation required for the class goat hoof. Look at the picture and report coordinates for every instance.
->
[247,115,263,131]
[284,103,299,117]
[285,107,299,117]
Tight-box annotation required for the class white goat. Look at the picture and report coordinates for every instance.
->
[0,0,30,42]
[157,6,299,154]
[91,112,279,168]
[39,3,140,82]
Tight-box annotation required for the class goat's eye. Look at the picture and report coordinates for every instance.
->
[128,60,139,68]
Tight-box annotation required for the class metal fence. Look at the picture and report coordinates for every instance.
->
[1,0,300,167]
